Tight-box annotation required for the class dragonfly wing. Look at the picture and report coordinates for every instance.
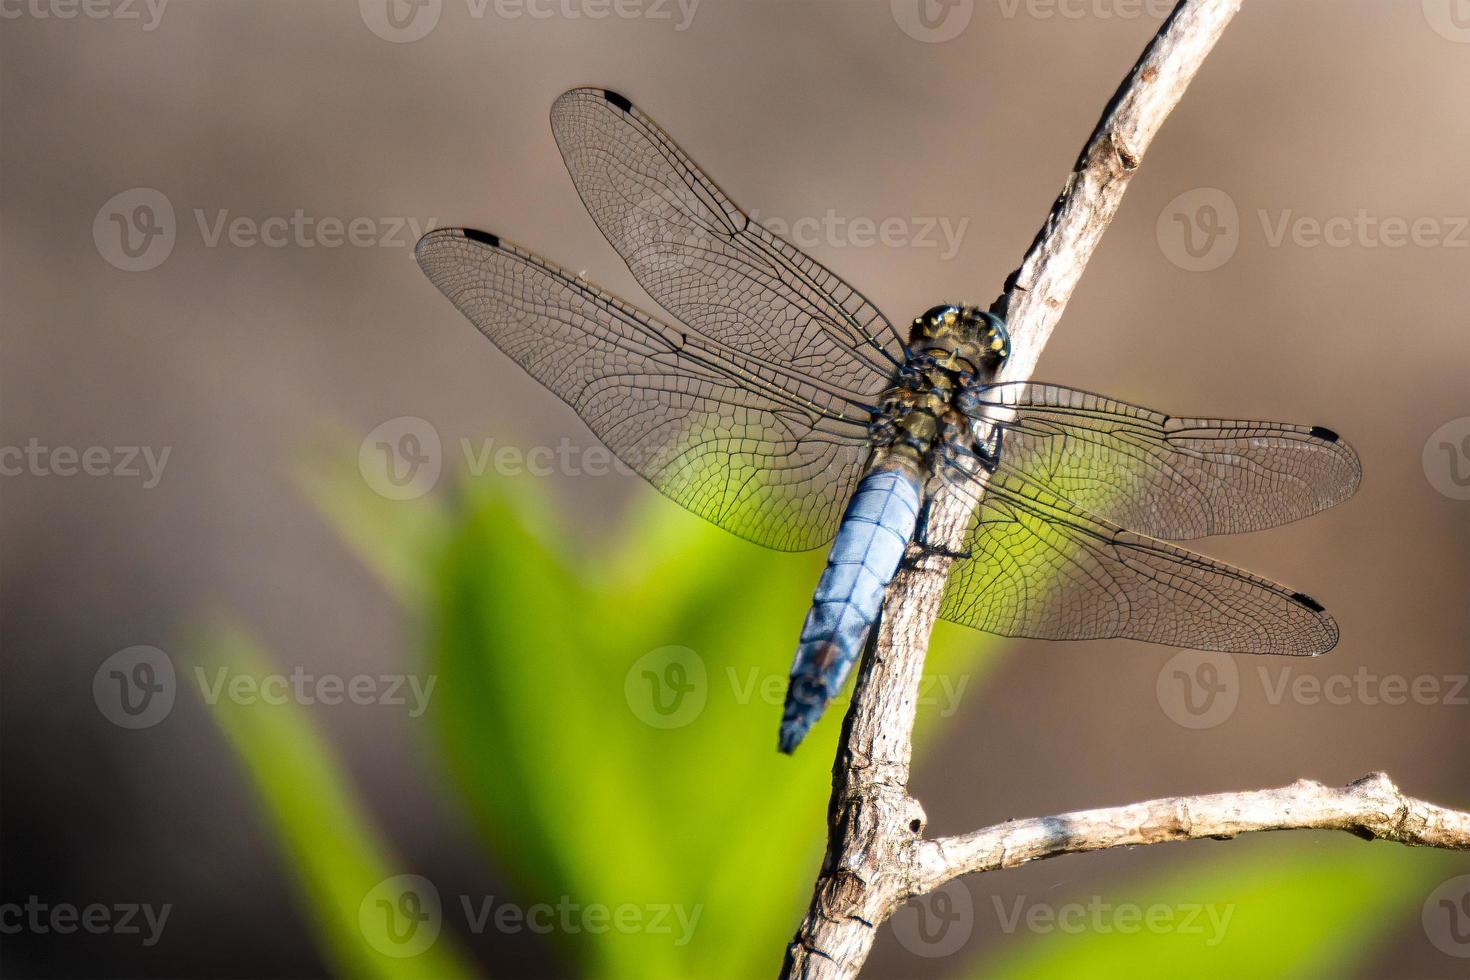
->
[937,469,1339,655]
[549,87,905,394]
[965,382,1361,539]
[417,228,874,551]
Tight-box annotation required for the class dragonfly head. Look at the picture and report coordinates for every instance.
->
[910,305,1010,378]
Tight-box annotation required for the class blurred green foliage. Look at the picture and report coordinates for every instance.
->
[195,621,477,980]
[975,839,1454,980]
[193,450,1458,978]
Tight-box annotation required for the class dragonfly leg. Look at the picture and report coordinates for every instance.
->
[936,422,1004,480]
[907,496,972,565]
[859,604,883,666]
[971,424,1006,474]
[906,425,1007,566]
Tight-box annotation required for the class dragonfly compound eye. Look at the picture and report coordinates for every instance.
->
[976,311,1011,365]
[916,303,959,325]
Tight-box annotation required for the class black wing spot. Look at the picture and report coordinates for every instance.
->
[1308,425,1340,443]
[463,228,500,248]
[1290,591,1326,613]
[602,90,633,113]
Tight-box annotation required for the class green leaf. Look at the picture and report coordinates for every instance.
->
[424,475,1000,979]
[969,837,1460,980]
[294,427,450,606]
[194,621,478,980]
[291,442,1002,979]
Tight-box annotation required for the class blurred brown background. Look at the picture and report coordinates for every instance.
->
[2,1,1467,977]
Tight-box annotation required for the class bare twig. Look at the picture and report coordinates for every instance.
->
[780,3,1469,977]
[910,773,1470,894]
[782,2,1242,976]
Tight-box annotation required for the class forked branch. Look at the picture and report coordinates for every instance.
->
[779,2,1468,978]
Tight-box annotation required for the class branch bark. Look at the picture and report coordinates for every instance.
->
[910,773,1470,894]
[773,3,1467,978]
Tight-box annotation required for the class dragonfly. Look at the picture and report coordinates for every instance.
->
[416,88,1361,754]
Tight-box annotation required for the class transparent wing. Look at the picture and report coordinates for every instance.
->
[938,470,1339,655]
[416,228,876,551]
[966,382,1361,540]
[549,87,906,395]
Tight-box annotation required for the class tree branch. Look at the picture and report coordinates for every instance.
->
[783,2,1243,976]
[781,1,1470,976]
[780,2,1470,972]
[910,773,1470,894]
[780,1,1470,974]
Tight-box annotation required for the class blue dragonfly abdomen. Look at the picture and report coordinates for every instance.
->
[779,464,924,753]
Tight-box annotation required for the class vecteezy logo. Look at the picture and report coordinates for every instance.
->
[359,0,442,42]
[1423,874,1470,958]
[624,646,707,729]
[93,646,177,729]
[93,188,176,272]
[891,881,973,958]
[359,416,443,500]
[360,874,442,957]
[1156,650,1239,729]
[890,0,974,43]
[1423,0,1470,43]
[1423,417,1470,501]
[1156,187,1239,272]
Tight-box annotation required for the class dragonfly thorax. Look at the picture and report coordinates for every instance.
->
[865,305,1010,472]
[871,365,974,474]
